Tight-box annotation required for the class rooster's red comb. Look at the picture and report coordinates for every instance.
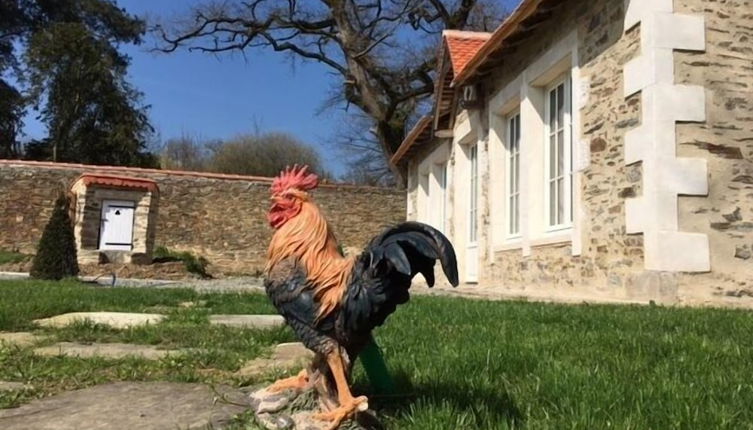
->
[271,164,319,195]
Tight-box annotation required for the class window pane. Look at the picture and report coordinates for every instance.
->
[557,84,565,127]
[469,145,477,242]
[549,90,556,125]
[549,181,556,225]
[506,113,521,237]
[558,177,565,224]
[544,77,572,228]
[557,129,565,177]
[509,196,514,234]
[549,134,556,178]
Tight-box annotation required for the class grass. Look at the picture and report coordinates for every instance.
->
[0,279,275,331]
[369,297,753,429]
[0,279,293,409]
[0,250,29,266]
[2,280,753,429]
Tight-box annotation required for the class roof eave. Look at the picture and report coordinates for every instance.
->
[390,116,433,167]
[452,0,545,87]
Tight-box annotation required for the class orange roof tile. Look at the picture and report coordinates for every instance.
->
[453,0,548,85]
[443,30,491,76]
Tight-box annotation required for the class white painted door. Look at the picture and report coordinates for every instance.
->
[467,144,479,283]
[99,200,135,251]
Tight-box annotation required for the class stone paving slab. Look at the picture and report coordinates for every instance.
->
[0,332,43,347]
[209,314,285,329]
[237,342,314,378]
[34,312,165,329]
[33,342,181,360]
[0,382,250,430]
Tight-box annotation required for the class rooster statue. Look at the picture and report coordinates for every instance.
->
[262,165,459,428]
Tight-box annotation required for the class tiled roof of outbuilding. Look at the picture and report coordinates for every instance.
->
[74,173,159,193]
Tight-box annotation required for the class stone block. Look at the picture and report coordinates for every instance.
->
[209,314,285,330]
[34,312,165,329]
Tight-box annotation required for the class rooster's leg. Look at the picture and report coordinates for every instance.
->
[313,350,368,429]
[266,369,309,393]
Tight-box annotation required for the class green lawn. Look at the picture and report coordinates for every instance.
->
[2,279,753,429]
[0,280,293,411]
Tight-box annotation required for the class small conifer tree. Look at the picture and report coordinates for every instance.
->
[30,194,79,280]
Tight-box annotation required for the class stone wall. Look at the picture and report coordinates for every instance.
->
[479,0,648,296]
[673,0,753,300]
[0,161,405,274]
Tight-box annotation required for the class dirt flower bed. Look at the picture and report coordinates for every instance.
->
[0,259,32,273]
[78,261,195,280]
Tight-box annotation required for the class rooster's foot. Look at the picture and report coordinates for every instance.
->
[266,369,309,393]
[313,395,368,430]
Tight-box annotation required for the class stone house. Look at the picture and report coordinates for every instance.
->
[392,0,753,306]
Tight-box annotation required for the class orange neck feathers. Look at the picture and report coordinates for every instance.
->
[266,196,354,319]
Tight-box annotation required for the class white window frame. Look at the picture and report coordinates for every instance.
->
[544,74,572,231]
[415,143,450,233]
[430,160,449,234]
[486,30,581,256]
[418,172,430,223]
[468,143,479,245]
[438,161,448,233]
[505,110,522,239]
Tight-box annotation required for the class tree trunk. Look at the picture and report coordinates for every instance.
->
[375,119,408,185]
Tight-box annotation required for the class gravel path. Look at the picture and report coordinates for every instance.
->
[0,271,264,293]
[1,271,645,305]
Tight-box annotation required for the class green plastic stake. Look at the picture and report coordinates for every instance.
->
[358,339,395,395]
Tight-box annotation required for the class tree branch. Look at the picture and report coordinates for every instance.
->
[156,0,499,182]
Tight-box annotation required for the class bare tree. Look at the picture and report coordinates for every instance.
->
[155,0,504,182]
[333,110,396,186]
[160,134,210,171]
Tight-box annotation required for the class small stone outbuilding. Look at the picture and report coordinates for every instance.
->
[70,174,159,265]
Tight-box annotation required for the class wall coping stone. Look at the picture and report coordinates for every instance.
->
[0,159,398,192]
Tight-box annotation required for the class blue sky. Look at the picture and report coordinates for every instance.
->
[22,0,520,175]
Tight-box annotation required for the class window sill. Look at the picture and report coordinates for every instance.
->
[545,223,573,234]
[494,238,523,252]
[530,231,572,248]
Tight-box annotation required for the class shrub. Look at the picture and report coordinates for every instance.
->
[153,246,211,279]
[30,194,79,280]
